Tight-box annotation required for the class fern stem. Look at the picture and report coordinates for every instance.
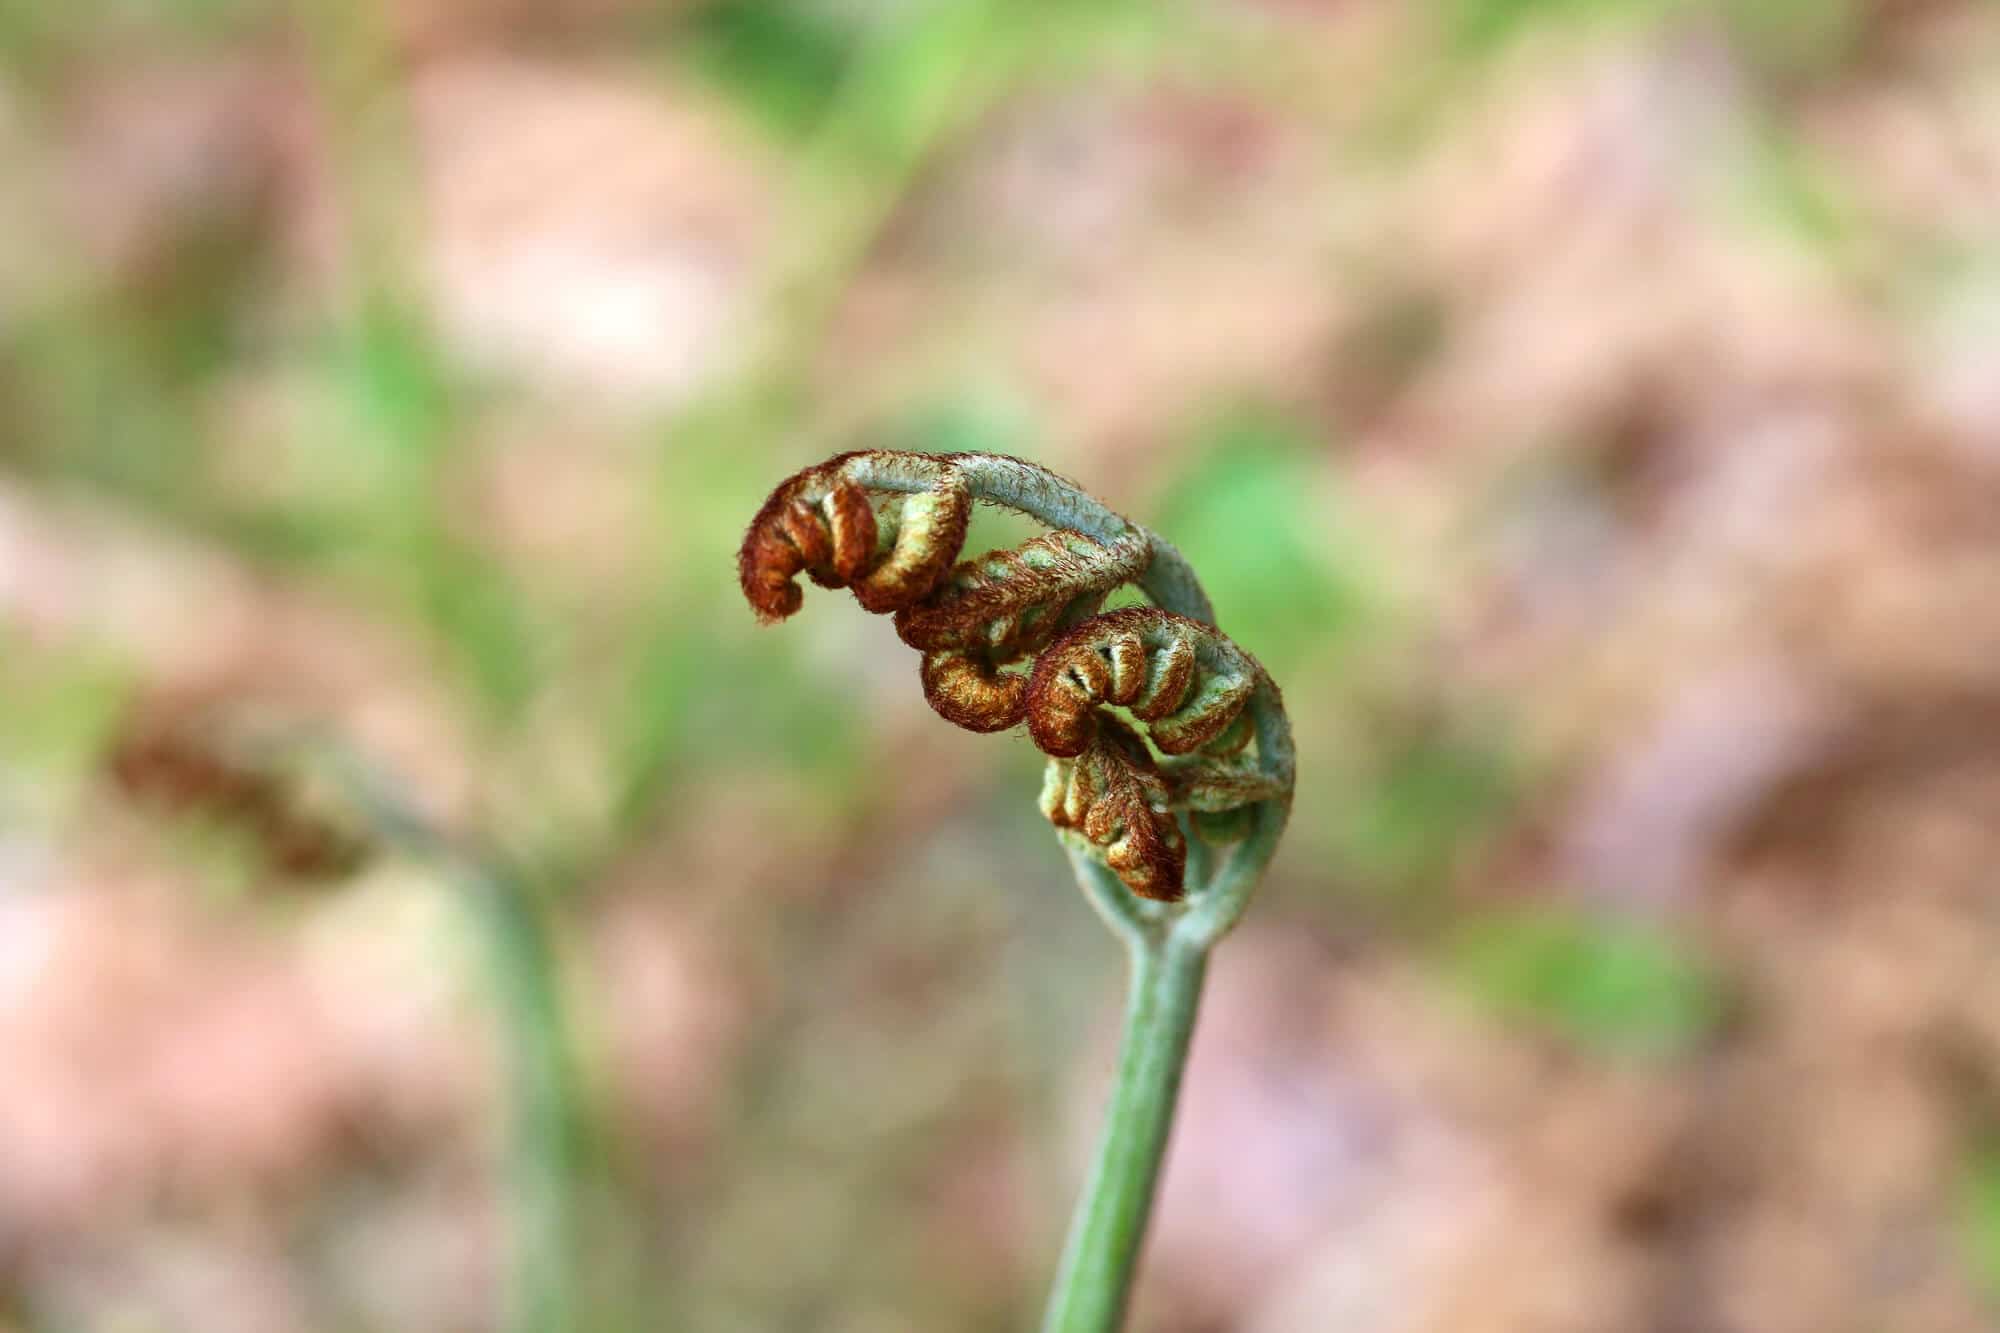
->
[1043,806,1284,1330]
[1041,925,1206,1333]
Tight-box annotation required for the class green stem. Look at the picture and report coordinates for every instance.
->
[1040,926,1208,1333]
[1044,802,1287,1331]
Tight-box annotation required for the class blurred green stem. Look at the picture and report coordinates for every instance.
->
[468,861,582,1333]
[1040,925,1207,1333]
[325,754,582,1333]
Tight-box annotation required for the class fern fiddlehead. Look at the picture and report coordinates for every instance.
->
[739,449,1295,1331]
[739,450,1292,903]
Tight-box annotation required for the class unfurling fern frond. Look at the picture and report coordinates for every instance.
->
[738,450,1292,903]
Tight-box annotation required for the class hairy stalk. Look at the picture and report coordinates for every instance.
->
[739,451,1293,1329]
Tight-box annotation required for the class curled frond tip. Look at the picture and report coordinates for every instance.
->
[739,450,1292,903]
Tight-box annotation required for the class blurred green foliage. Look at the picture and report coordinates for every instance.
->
[1442,906,1723,1059]
[681,0,858,133]
[1434,0,1866,67]
[1437,0,1659,56]
[0,634,132,804]
[1961,1138,2000,1303]
[1333,731,1517,892]
[1154,411,1371,673]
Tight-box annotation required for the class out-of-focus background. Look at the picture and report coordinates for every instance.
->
[3,0,1999,1329]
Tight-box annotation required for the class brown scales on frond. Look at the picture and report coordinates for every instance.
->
[1025,609,1259,760]
[1040,736,1187,901]
[738,451,1287,902]
[737,452,972,623]
[904,529,1151,735]
[738,469,880,622]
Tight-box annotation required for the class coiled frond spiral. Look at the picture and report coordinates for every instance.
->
[738,450,1293,906]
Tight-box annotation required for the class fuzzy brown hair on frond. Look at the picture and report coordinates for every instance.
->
[738,450,1292,902]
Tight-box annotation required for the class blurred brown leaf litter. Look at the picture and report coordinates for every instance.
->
[4,0,2000,1328]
